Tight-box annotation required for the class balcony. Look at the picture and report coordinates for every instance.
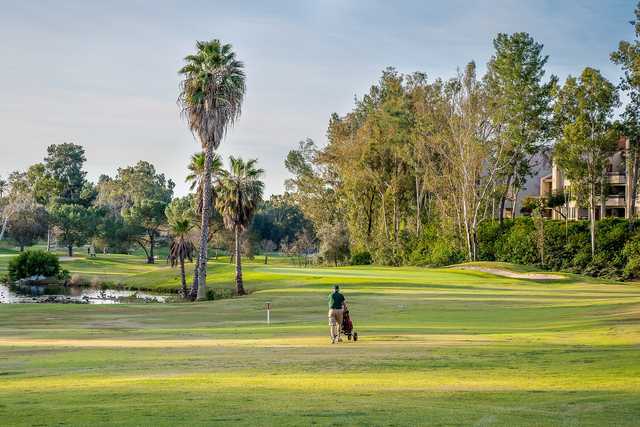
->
[607,173,626,185]
[606,194,626,207]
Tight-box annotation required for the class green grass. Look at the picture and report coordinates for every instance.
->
[1,252,640,425]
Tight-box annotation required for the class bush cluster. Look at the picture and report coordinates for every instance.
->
[477,217,640,280]
[350,251,373,265]
[8,250,61,281]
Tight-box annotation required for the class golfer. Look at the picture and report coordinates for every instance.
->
[328,285,346,344]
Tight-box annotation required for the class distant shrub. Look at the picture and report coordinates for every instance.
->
[7,250,60,281]
[350,251,372,265]
[206,287,235,300]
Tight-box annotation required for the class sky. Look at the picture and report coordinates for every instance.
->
[0,0,635,196]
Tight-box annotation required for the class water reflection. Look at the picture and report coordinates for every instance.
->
[0,283,168,304]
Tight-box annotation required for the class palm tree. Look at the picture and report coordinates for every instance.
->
[185,152,224,299]
[179,39,246,301]
[165,200,196,297]
[216,157,264,295]
[186,152,224,215]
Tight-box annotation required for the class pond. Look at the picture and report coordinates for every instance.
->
[0,283,169,304]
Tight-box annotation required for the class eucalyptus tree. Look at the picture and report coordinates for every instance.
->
[215,157,264,295]
[485,32,556,223]
[427,62,505,261]
[611,1,640,219]
[0,178,6,199]
[165,198,196,297]
[179,39,246,300]
[554,68,620,256]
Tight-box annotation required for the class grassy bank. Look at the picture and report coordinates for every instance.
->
[1,254,640,425]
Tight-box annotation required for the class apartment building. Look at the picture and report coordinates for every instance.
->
[501,153,552,219]
[538,138,633,220]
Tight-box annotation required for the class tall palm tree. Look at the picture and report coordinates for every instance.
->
[216,157,264,295]
[185,152,224,299]
[165,200,195,297]
[179,39,246,300]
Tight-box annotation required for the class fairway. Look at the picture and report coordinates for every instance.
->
[1,259,640,426]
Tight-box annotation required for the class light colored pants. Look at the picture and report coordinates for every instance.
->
[328,308,344,340]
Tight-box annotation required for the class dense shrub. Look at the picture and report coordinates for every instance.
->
[478,217,640,280]
[350,251,373,265]
[427,239,465,266]
[477,220,511,261]
[494,218,539,265]
[623,236,640,279]
[206,287,235,300]
[8,250,61,281]
[402,225,464,267]
[374,244,403,266]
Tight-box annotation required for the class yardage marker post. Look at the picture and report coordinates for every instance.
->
[265,301,272,325]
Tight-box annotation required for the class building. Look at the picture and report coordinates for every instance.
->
[502,152,552,219]
[538,138,633,220]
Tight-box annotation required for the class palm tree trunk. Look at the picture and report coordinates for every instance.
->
[189,256,199,300]
[196,144,215,301]
[179,255,187,297]
[235,225,245,295]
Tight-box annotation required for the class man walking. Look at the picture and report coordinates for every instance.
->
[328,285,345,344]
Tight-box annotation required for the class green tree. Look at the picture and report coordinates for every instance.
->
[485,32,556,223]
[285,138,340,232]
[44,143,89,205]
[554,68,620,256]
[123,199,168,264]
[25,163,59,251]
[611,1,640,219]
[250,195,314,248]
[49,204,98,256]
[101,161,174,264]
[179,39,246,300]
[215,157,264,295]
[7,201,48,251]
[165,198,196,297]
[318,222,350,266]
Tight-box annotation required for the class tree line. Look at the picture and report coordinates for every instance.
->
[285,3,640,267]
[0,141,315,296]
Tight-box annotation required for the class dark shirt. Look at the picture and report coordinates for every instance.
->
[328,291,345,309]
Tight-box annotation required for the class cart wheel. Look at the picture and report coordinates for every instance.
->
[353,332,358,342]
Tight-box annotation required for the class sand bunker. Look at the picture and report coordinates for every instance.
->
[454,265,564,280]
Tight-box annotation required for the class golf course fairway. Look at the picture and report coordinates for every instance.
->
[1,258,640,425]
